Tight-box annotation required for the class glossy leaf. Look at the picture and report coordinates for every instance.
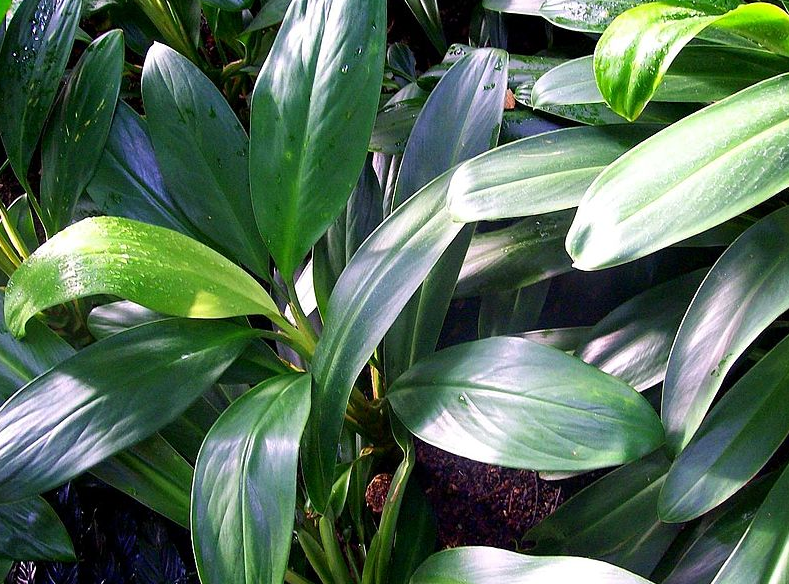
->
[447,125,657,222]
[595,2,789,121]
[389,482,436,584]
[403,0,445,53]
[526,452,678,576]
[659,333,789,522]
[304,171,465,512]
[0,0,80,188]
[517,326,593,351]
[456,211,573,298]
[0,319,255,503]
[388,337,664,471]
[483,0,654,31]
[576,270,706,391]
[499,109,564,144]
[411,547,655,583]
[0,496,73,560]
[202,0,250,13]
[87,101,203,240]
[662,207,789,454]
[5,217,283,338]
[87,300,169,339]
[7,195,38,254]
[249,0,386,281]
[244,0,291,31]
[370,98,424,155]
[192,374,310,584]
[478,281,550,338]
[90,433,193,528]
[142,43,269,277]
[567,75,789,270]
[40,30,123,234]
[710,463,789,583]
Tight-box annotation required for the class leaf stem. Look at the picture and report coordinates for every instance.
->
[319,515,353,584]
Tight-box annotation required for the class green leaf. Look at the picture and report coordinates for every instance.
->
[202,0,250,13]
[87,101,204,241]
[455,211,574,298]
[304,170,465,513]
[40,30,123,234]
[576,270,706,391]
[5,216,283,338]
[447,125,657,223]
[526,452,678,576]
[478,281,550,338]
[7,196,39,254]
[90,433,193,528]
[710,463,789,583]
[87,300,169,339]
[533,47,789,110]
[0,0,80,189]
[249,0,386,281]
[0,496,74,560]
[517,326,593,352]
[567,74,789,270]
[0,318,255,503]
[388,337,664,471]
[662,207,789,454]
[659,332,789,522]
[499,109,564,143]
[142,43,270,278]
[370,98,424,155]
[192,373,310,584]
[594,1,789,121]
[244,0,291,32]
[389,482,437,584]
[410,547,656,583]
[403,0,446,54]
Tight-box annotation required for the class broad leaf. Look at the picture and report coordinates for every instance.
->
[576,270,706,391]
[370,98,424,155]
[0,319,255,502]
[0,0,80,189]
[518,327,593,351]
[87,300,169,339]
[410,547,655,583]
[142,43,270,278]
[567,75,789,270]
[710,463,789,583]
[249,0,386,281]
[455,211,573,298]
[526,452,678,576]
[192,374,310,584]
[40,30,123,234]
[388,337,664,471]
[304,171,464,512]
[389,482,437,584]
[595,1,789,121]
[659,333,789,522]
[662,207,789,454]
[447,125,657,222]
[478,281,550,338]
[0,496,73,560]
[499,109,564,143]
[403,0,445,53]
[5,217,283,338]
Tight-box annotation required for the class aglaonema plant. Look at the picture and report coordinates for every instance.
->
[4,0,769,581]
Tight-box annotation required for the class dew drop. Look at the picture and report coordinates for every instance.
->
[340,64,349,74]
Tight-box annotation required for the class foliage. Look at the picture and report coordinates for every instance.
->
[0,0,788,582]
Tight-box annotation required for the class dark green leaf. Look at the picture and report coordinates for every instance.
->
[388,337,664,471]
[499,109,564,144]
[527,452,678,576]
[447,125,657,223]
[388,42,417,80]
[403,0,445,54]
[410,547,655,583]
[192,374,310,584]
[142,43,270,278]
[662,207,789,454]
[576,270,706,391]
[249,0,386,281]
[87,300,169,339]
[0,319,255,502]
[478,281,550,338]
[304,170,465,513]
[0,0,80,188]
[370,98,424,155]
[244,0,291,32]
[202,0,250,14]
[517,326,593,351]
[567,75,789,270]
[0,496,74,560]
[5,216,283,338]
[389,481,436,584]
[6,196,37,255]
[40,30,123,234]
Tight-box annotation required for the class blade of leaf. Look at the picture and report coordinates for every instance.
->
[5,216,284,338]
[402,0,446,54]
[142,43,270,278]
[410,547,656,583]
[659,332,789,522]
[40,30,123,234]
[304,170,465,513]
[478,281,550,338]
[249,0,386,281]
[567,74,789,270]
[517,326,593,352]
[0,0,80,190]
[192,373,310,584]
[0,496,74,560]
[594,1,789,121]
[662,206,789,454]
[388,336,665,471]
[0,318,256,502]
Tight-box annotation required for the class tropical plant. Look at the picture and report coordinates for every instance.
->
[2,0,789,582]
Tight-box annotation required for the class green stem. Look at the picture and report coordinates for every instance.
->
[298,529,335,584]
[319,516,353,584]
[0,228,20,269]
[0,199,30,259]
[286,277,319,345]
